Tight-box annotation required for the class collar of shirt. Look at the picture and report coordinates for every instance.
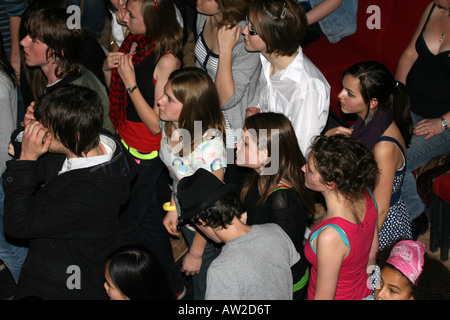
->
[58,135,116,175]
[260,46,304,83]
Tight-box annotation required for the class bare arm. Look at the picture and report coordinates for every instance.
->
[215,25,241,106]
[372,142,401,231]
[313,227,348,300]
[395,2,433,83]
[9,16,21,84]
[305,0,342,25]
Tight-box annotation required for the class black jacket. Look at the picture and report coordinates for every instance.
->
[2,134,137,300]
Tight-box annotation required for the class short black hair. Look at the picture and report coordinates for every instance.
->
[34,85,103,156]
[191,192,243,229]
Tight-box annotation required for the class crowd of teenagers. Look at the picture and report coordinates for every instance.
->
[0,0,449,300]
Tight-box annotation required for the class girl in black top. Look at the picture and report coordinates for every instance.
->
[236,112,315,300]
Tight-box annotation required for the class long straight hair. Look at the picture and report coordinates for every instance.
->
[240,112,315,215]
[165,67,226,156]
[134,0,183,61]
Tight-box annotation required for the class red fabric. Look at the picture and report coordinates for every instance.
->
[118,120,161,153]
[303,0,430,124]
[433,172,450,203]
[109,33,155,129]
[304,192,377,300]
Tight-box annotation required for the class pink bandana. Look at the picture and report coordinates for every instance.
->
[386,240,425,284]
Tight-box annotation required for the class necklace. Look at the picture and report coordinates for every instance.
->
[441,32,446,42]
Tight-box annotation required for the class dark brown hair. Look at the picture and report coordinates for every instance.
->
[309,134,379,202]
[23,8,84,79]
[240,112,315,215]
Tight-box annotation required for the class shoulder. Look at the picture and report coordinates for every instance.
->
[268,188,305,211]
[156,52,180,70]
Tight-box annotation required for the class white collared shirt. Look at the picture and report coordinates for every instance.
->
[258,46,330,156]
[58,135,116,175]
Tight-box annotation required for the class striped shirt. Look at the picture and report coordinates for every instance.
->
[0,0,28,55]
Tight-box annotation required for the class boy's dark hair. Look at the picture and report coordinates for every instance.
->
[191,192,243,229]
[33,85,103,157]
[23,7,84,78]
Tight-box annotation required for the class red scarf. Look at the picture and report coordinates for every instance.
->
[109,33,155,130]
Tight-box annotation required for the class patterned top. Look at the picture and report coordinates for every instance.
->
[159,122,227,193]
[376,136,412,250]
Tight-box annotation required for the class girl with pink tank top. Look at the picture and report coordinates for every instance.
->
[302,135,379,300]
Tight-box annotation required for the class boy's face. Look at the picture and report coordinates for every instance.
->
[20,35,53,68]
[195,221,222,244]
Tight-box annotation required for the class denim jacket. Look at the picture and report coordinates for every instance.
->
[308,0,359,43]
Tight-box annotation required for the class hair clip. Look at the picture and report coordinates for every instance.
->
[153,0,160,12]
[280,2,287,19]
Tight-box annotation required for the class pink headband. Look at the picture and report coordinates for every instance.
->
[386,240,425,284]
[153,0,159,11]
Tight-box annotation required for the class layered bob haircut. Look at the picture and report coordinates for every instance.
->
[248,0,307,56]
[23,8,84,78]
[33,85,103,157]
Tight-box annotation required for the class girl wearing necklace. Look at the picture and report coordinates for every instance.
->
[395,0,450,238]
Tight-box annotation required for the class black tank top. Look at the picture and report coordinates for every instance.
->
[406,4,450,118]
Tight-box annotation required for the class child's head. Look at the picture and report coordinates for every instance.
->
[125,0,183,58]
[375,239,450,300]
[33,85,103,157]
[237,112,315,213]
[304,134,379,201]
[177,168,240,230]
[375,240,425,300]
[104,245,174,300]
[245,0,307,56]
[21,7,84,78]
[158,67,226,155]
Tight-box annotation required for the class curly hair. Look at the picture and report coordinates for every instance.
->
[191,192,243,229]
[309,134,379,202]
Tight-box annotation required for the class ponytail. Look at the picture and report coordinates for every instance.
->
[392,81,413,147]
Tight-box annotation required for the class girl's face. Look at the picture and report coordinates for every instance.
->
[122,0,146,35]
[242,15,267,53]
[104,268,129,300]
[235,129,265,170]
[374,267,414,300]
[196,0,220,15]
[302,154,326,192]
[158,81,183,123]
[337,74,368,119]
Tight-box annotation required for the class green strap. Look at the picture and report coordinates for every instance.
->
[293,267,309,292]
[121,139,158,160]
